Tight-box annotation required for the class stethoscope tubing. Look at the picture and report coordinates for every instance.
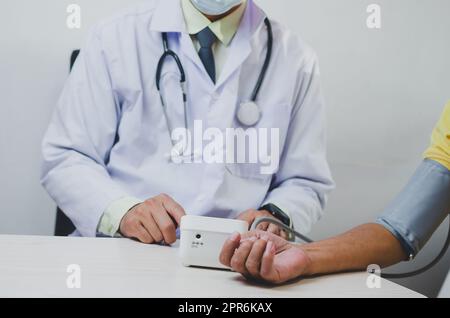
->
[251,18,273,102]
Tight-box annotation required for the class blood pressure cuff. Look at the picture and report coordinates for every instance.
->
[377,159,450,258]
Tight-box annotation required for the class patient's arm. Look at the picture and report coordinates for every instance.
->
[220,225,406,284]
[307,107,450,276]
[220,160,450,284]
[301,223,407,276]
[221,103,450,284]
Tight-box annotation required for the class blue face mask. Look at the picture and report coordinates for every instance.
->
[191,0,244,16]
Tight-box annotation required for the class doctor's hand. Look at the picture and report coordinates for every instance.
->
[119,194,185,245]
[219,231,311,285]
[237,209,287,239]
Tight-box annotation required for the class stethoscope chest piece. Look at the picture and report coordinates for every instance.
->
[237,101,262,127]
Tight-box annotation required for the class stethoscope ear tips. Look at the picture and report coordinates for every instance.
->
[237,101,262,127]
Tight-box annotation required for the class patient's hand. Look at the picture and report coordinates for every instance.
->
[219,231,311,284]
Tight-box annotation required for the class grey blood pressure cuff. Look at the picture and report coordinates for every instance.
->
[377,159,450,259]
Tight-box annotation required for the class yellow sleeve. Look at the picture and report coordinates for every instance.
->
[424,102,450,170]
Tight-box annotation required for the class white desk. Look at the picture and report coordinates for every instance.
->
[0,235,424,298]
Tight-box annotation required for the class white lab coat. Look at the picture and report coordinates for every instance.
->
[41,0,334,237]
[439,271,450,298]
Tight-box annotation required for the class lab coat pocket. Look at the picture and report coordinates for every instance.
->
[225,163,273,182]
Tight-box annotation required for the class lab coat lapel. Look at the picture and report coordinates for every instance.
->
[150,0,216,81]
[149,0,267,87]
[175,0,267,87]
[179,32,205,74]
[216,0,265,88]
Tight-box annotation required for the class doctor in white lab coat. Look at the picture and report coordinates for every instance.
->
[41,0,334,244]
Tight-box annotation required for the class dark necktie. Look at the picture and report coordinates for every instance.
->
[196,27,217,83]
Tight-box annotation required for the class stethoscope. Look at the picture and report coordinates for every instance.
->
[156,18,273,157]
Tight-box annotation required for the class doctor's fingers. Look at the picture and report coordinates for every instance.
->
[131,223,154,244]
[237,209,258,225]
[280,229,288,240]
[156,194,186,226]
[256,222,270,231]
[139,212,164,243]
[267,224,281,236]
[150,203,178,244]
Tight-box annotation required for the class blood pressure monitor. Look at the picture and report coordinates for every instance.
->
[180,215,248,269]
